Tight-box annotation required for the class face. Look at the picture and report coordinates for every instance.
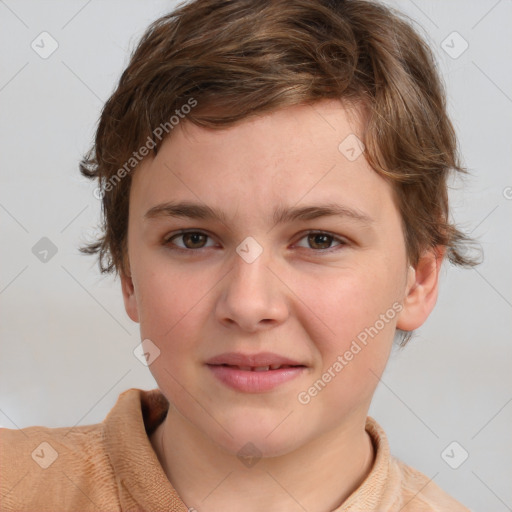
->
[121,99,435,456]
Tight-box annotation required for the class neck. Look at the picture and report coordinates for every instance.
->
[150,409,375,512]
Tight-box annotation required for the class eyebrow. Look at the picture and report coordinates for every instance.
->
[144,200,374,226]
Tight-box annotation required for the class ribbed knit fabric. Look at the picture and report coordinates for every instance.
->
[0,388,469,511]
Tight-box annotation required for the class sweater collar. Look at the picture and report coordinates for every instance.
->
[103,387,189,511]
[334,415,402,511]
[103,387,400,511]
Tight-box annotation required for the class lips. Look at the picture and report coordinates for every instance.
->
[205,352,305,369]
[223,364,297,372]
[205,352,307,392]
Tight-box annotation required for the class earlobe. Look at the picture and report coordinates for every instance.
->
[120,269,140,323]
[396,247,445,332]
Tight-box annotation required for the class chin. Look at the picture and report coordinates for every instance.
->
[207,416,309,459]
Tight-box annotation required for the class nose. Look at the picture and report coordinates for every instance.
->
[215,245,289,333]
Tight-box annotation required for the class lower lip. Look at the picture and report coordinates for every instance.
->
[207,365,306,393]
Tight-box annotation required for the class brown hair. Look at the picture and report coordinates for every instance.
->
[80,0,480,323]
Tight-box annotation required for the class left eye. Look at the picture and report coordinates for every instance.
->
[295,232,346,251]
[164,230,346,252]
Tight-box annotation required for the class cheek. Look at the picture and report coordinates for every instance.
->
[292,263,401,406]
[137,276,186,339]
[292,262,400,351]
[133,260,220,382]
[134,256,211,336]
[134,265,205,395]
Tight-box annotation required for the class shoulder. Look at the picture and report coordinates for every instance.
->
[391,456,470,512]
[0,422,120,511]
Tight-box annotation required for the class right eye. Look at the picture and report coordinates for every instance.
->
[163,230,217,251]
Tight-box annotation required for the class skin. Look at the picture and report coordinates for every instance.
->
[120,99,443,512]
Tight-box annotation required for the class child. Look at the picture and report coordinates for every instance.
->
[1,0,478,510]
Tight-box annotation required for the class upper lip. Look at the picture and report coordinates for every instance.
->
[205,352,306,367]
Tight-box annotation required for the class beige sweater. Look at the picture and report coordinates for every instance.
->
[0,388,469,511]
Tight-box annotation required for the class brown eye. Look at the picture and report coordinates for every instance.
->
[307,233,334,250]
[166,231,215,250]
[182,232,208,249]
[295,231,346,252]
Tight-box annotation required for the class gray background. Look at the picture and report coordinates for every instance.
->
[1,1,511,510]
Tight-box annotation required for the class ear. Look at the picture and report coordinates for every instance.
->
[396,246,445,331]
[120,265,139,323]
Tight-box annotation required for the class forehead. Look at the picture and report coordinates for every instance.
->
[130,99,397,227]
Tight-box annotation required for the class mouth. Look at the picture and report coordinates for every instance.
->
[205,351,306,368]
[205,353,308,392]
[210,363,305,372]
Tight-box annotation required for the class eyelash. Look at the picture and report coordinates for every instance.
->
[163,229,348,254]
